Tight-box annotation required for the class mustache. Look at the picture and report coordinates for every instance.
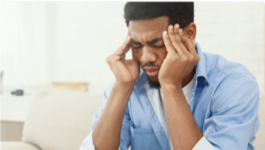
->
[141,63,159,68]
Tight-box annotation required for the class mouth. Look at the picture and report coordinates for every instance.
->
[144,67,159,77]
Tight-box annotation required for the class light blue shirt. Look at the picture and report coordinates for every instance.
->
[81,42,260,150]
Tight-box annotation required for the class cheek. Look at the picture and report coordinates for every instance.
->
[157,48,168,63]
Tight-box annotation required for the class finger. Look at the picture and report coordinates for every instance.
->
[180,31,196,56]
[180,31,199,63]
[173,24,182,42]
[171,28,195,65]
[113,55,122,61]
[115,36,131,55]
[168,24,184,55]
[177,29,191,56]
[162,31,177,54]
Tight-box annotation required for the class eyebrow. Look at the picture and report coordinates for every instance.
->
[131,37,163,45]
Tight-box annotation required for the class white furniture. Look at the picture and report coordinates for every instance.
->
[1,94,33,123]
[1,90,264,150]
[1,90,104,150]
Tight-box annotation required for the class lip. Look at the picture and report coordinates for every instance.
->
[145,70,159,77]
[144,68,159,77]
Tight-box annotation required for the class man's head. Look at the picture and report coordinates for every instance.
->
[124,2,196,88]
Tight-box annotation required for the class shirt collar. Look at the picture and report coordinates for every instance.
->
[135,68,149,89]
[194,41,209,87]
[134,41,209,90]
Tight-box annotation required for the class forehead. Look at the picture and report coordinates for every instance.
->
[128,16,169,42]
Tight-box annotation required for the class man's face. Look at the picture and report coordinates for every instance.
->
[129,16,169,88]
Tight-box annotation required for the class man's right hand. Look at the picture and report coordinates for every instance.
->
[106,35,140,85]
[93,35,140,150]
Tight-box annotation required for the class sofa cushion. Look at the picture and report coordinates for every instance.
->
[22,90,104,150]
[1,141,40,150]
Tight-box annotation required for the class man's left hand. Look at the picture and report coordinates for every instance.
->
[158,23,199,88]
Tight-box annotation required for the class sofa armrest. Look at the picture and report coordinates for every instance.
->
[1,141,40,150]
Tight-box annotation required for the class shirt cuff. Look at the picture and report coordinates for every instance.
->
[79,130,95,150]
[192,136,216,150]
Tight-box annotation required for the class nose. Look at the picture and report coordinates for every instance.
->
[140,46,157,64]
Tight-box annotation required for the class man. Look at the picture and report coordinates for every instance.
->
[80,2,260,150]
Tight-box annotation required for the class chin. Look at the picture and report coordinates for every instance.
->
[148,76,158,82]
[147,76,161,89]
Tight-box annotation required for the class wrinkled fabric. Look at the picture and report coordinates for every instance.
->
[80,42,260,150]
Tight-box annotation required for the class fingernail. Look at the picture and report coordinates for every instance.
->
[175,24,179,30]
[163,31,167,36]
[179,29,183,35]
[169,25,173,31]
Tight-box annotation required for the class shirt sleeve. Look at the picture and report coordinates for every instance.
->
[202,73,260,150]
[192,136,216,150]
[79,130,96,150]
[79,79,131,150]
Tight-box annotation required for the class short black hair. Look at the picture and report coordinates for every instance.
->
[124,2,194,28]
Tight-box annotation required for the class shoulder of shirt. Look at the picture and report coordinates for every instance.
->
[203,52,256,82]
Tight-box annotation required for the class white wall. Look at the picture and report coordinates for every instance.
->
[1,2,264,94]
[195,2,264,91]
[47,2,127,93]
[1,2,50,92]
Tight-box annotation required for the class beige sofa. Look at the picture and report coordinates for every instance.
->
[1,90,264,150]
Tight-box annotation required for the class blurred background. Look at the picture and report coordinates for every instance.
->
[1,1,264,94]
[1,1,264,144]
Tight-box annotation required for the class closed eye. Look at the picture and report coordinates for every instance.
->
[153,45,165,48]
[133,45,142,49]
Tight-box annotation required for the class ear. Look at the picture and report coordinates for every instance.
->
[183,22,196,41]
